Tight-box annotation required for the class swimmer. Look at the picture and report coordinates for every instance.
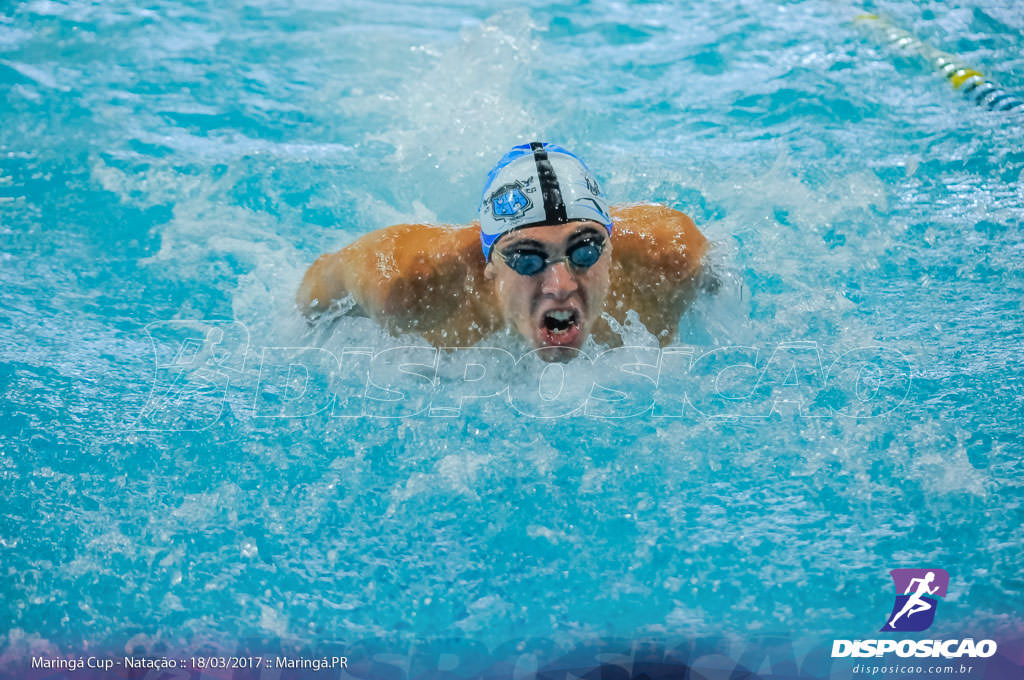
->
[887,571,939,629]
[297,142,709,359]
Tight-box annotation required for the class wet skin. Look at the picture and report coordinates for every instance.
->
[484,222,611,360]
[297,204,708,352]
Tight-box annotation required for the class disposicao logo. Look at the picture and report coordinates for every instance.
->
[882,568,948,632]
[831,569,997,659]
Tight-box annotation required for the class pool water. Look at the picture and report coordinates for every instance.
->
[1,0,1022,671]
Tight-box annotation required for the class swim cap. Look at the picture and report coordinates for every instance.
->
[479,142,613,259]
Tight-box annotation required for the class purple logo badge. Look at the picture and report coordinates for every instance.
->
[881,568,949,632]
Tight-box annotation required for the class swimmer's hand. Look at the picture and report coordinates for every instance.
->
[296,251,364,318]
[300,295,367,326]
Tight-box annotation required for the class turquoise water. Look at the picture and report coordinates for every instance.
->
[1,0,1022,670]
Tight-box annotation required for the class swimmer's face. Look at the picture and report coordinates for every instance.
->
[484,221,611,361]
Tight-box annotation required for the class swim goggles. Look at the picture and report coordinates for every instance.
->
[493,237,606,276]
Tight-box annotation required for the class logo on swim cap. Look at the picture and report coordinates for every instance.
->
[488,178,535,221]
[479,142,613,259]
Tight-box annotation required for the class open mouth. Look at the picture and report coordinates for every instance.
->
[539,308,582,347]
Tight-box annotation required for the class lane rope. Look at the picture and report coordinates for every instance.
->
[855,13,1024,113]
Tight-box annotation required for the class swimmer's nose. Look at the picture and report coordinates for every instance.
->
[540,260,578,298]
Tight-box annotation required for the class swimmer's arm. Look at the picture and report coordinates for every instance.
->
[296,251,360,316]
[296,223,425,318]
[296,223,496,342]
[606,204,709,343]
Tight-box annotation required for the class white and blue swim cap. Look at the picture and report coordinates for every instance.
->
[479,142,613,259]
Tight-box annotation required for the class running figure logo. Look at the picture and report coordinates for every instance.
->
[881,568,949,632]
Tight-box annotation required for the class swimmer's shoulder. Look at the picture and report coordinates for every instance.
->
[347,221,498,342]
[298,222,478,314]
[598,204,709,344]
[609,203,707,278]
